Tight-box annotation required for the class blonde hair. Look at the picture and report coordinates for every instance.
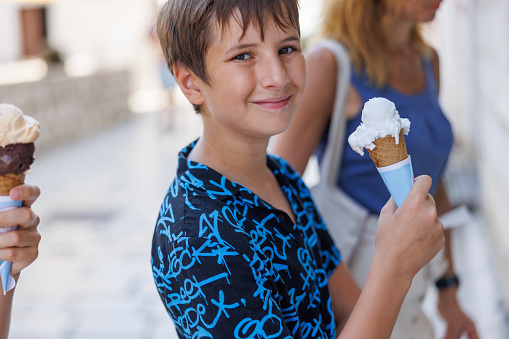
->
[321,0,429,87]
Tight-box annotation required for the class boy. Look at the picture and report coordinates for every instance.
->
[151,0,444,338]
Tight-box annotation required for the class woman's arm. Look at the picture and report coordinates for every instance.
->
[271,47,339,174]
[434,181,479,339]
[0,184,41,339]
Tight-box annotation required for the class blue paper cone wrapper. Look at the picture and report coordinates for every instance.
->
[377,156,414,208]
[0,198,22,294]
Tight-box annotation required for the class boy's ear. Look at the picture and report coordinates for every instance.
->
[173,65,204,106]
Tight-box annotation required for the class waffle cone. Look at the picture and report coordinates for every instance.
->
[368,129,408,168]
[0,173,25,196]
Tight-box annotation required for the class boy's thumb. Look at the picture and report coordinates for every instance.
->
[408,175,432,200]
[380,196,397,217]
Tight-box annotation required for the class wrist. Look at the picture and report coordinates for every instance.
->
[435,273,459,290]
[371,253,413,293]
[437,284,460,312]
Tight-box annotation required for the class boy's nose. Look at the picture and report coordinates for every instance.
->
[259,57,289,89]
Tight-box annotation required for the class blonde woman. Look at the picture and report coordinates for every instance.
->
[272,0,478,338]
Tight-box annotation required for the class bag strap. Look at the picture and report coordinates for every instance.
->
[310,40,351,188]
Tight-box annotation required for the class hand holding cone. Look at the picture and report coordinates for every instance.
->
[0,103,40,294]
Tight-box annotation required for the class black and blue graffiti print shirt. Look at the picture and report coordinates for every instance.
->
[151,142,342,339]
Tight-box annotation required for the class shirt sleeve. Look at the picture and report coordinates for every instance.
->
[152,234,294,338]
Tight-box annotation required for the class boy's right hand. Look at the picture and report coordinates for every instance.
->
[374,175,445,282]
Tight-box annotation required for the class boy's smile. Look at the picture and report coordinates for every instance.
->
[251,94,293,110]
[192,12,306,141]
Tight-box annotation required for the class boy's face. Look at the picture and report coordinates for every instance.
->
[194,13,306,140]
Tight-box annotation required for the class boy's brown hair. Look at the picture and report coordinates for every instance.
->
[157,0,300,112]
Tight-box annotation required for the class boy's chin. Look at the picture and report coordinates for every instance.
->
[264,124,293,140]
[274,122,293,136]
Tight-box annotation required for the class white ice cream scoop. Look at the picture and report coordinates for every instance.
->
[348,97,410,156]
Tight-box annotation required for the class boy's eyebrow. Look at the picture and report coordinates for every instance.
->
[281,36,301,44]
[226,43,258,55]
[226,36,300,55]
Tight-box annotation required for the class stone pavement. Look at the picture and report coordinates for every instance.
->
[8,102,509,338]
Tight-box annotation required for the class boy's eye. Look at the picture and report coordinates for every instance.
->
[279,46,296,55]
[232,53,251,61]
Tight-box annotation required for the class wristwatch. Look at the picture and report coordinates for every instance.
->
[435,274,460,289]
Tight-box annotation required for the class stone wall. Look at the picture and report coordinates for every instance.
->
[475,0,509,303]
[0,67,130,150]
[432,0,509,303]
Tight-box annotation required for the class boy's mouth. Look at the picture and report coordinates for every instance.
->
[252,95,292,109]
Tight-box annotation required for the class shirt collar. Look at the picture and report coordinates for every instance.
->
[176,141,298,209]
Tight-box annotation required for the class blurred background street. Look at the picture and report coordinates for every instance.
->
[1,0,509,338]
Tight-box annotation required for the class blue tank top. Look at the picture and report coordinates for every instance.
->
[317,58,453,214]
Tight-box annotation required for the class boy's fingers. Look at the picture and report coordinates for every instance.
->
[9,184,41,206]
[0,207,40,229]
[18,208,40,229]
[0,228,41,248]
[0,245,39,275]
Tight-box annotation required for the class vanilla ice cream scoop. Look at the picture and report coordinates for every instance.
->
[0,103,40,147]
[348,97,410,156]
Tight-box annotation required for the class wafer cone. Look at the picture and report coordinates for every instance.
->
[0,173,25,196]
[368,129,408,168]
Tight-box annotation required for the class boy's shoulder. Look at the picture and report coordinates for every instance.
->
[155,142,262,237]
[169,142,304,206]
[154,143,310,240]
[266,152,302,182]
[157,151,236,219]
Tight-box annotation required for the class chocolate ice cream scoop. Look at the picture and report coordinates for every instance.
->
[0,143,35,175]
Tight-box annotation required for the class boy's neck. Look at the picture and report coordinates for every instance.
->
[189,130,297,224]
[188,130,271,184]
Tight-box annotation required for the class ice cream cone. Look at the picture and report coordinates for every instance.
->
[0,173,25,196]
[367,129,408,168]
[348,98,414,208]
[0,103,39,294]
